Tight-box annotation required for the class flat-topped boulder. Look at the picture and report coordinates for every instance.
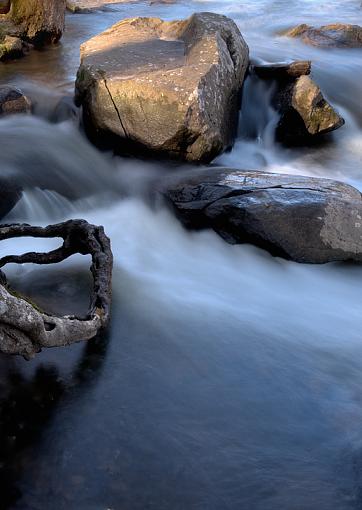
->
[283,23,362,48]
[159,167,362,264]
[75,12,249,162]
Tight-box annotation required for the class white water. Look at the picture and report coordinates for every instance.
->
[1,1,362,509]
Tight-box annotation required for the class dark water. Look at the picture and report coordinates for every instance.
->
[1,1,362,509]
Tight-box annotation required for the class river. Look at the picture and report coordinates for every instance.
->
[1,1,362,509]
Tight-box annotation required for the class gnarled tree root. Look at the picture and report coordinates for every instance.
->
[0,219,113,359]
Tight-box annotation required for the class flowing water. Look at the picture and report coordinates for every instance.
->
[1,1,362,509]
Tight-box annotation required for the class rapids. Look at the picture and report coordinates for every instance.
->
[1,1,362,509]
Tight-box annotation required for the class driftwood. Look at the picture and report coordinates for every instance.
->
[0,219,113,359]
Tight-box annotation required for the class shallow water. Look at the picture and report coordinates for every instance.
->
[1,1,362,509]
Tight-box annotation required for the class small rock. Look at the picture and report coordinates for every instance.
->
[0,86,31,116]
[282,23,362,48]
[275,75,344,143]
[252,60,311,80]
[0,36,25,61]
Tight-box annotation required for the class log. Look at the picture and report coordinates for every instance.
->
[0,219,113,359]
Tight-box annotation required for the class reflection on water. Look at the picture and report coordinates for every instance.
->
[0,0,362,509]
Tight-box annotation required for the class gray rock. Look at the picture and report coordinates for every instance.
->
[159,167,362,263]
[0,86,31,116]
[75,12,249,163]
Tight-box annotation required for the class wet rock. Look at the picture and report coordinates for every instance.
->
[0,86,31,116]
[66,0,133,12]
[75,12,249,163]
[283,23,362,48]
[275,75,344,143]
[252,60,311,81]
[0,178,22,220]
[6,0,66,46]
[0,35,24,60]
[159,167,362,264]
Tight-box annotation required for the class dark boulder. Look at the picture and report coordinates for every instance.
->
[0,178,22,219]
[159,167,362,264]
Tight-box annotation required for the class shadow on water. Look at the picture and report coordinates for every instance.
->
[0,332,110,510]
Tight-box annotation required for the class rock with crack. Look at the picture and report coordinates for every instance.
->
[75,12,249,162]
[282,23,362,48]
[158,167,362,264]
[0,219,113,359]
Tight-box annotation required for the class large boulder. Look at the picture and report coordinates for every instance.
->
[0,86,31,116]
[274,75,344,143]
[283,23,362,48]
[75,12,249,162]
[6,0,66,46]
[159,167,362,264]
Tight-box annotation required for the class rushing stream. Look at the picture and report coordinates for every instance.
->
[1,1,362,509]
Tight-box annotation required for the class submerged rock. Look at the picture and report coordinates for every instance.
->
[0,86,31,116]
[275,75,344,143]
[159,167,362,264]
[75,12,249,163]
[283,23,362,48]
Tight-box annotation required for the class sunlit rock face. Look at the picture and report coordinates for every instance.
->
[75,12,249,163]
[159,167,362,264]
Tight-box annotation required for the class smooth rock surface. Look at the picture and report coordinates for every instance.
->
[283,23,362,48]
[75,12,249,162]
[0,86,31,115]
[159,167,362,263]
